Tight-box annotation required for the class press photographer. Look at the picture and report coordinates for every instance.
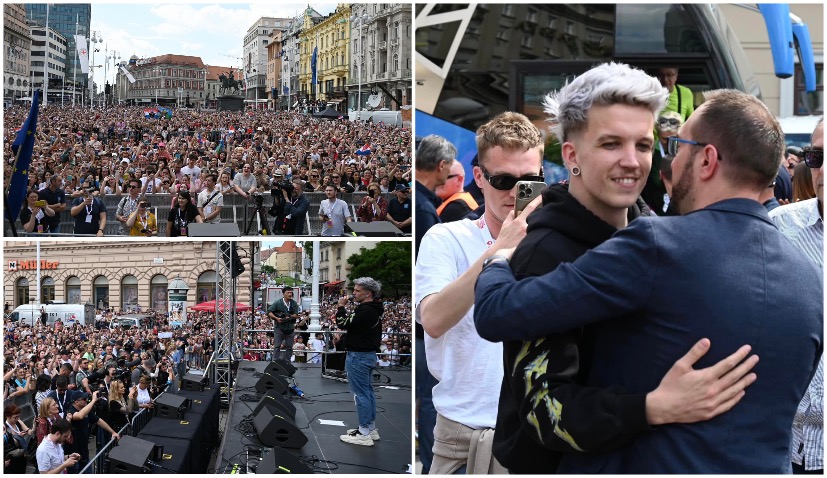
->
[274,179,309,235]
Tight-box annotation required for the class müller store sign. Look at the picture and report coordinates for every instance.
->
[8,260,60,271]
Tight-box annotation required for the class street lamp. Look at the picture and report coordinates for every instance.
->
[107,50,120,105]
[350,13,371,117]
[89,30,102,108]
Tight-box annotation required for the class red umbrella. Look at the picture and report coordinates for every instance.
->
[188,300,252,312]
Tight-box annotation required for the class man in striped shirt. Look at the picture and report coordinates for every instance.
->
[769,117,824,474]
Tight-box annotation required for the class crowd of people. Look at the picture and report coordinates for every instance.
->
[2,290,412,471]
[4,105,412,236]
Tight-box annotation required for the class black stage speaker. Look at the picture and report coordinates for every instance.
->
[182,373,210,391]
[155,393,191,419]
[265,359,296,377]
[253,389,297,420]
[187,223,240,237]
[255,371,289,395]
[108,435,160,474]
[256,447,313,474]
[252,407,308,448]
[345,221,403,237]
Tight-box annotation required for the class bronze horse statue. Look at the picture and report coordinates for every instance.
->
[218,72,243,95]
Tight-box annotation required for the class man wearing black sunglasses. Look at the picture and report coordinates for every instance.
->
[416,112,544,474]
[476,90,822,473]
[769,118,823,474]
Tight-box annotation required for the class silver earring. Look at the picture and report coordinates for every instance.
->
[571,166,581,176]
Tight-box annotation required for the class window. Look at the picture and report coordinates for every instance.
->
[121,275,138,311]
[16,277,29,307]
[794,62,823,116]
[93,276,109,309]
[150,275,168,311]
[65,276,81,304]
[197,270,217,304]
[41,276,55,303]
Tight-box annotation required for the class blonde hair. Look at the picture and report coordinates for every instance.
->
[476,112,543,166]
[39,397,56,419]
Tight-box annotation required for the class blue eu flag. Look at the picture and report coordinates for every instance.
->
[311,46,318,89]
[6,89,40,223]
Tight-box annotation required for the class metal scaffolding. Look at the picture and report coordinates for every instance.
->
[213,241,237,405]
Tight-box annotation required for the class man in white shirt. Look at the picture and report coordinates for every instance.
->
[318,184,351,236]
[36,418,78,474]
[415,112,544,474]
[180,153,202,180]
[769,119,824,473]
[198,173,223,224]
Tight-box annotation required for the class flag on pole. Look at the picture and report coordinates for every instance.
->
[119,64,136,84]
[311,46,318,87]
[75,35,89,74]
[5,90,41,223]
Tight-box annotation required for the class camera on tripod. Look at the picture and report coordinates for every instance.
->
[252,192,264,208]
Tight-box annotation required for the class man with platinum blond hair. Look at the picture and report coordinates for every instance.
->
[481,62,762,473]
[336,277,384,446]
[476,86,822,473]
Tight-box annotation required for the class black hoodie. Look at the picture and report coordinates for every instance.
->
[336,300,383,352]
[493,183,652,473]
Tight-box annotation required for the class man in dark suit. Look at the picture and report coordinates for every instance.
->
[276,179,309,235]
[474,89,822,473]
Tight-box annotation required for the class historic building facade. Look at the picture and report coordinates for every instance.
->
[5,241,252,311]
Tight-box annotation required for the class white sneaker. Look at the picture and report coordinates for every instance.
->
[347,428,380,440]
[340,429,374,446]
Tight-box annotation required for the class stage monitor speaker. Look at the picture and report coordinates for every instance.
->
[108,435,160,474]
[253,389,297,420]
[155,393,192,419]
[265,359,296,377]
[255,371,289,395]
[252,407,308,449]
[182,373,210,391]
[256,447,313,474]
[345,221,403,237]
[187,223,240,237]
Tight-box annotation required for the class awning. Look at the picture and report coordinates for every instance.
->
[323,280,345,288]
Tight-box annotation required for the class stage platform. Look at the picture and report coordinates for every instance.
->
[216,360,412,474]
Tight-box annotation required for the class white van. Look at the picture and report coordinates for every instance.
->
[369,109,403,127]
[10,303,94,326]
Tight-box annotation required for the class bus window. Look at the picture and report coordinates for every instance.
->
[615,4,709,54]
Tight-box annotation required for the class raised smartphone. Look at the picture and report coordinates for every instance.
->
[514,180,546,216]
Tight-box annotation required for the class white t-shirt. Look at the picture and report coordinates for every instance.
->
[180,164,201,180]
[198,189,224,224]
[319,198,351,236]
[415,216,503,429]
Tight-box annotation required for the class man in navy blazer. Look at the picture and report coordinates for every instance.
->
[474,89,823,473]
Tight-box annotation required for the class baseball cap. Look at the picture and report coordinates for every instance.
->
[394,184,409,191]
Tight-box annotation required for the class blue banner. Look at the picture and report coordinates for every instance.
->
[311,46,318,90]
[6,90,41,223]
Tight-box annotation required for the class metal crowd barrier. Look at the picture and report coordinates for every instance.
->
[4,191,403,237]
[3,390,36,429]
[78,396,157,473]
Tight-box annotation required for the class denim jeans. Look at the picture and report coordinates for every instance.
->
[345,351,377,428]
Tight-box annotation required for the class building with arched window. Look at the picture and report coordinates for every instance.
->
[4,241,252,310]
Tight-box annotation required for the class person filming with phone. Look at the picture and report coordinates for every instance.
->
[20,189,56,234]
[356,183,388,223]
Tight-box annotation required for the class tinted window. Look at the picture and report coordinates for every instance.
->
[615,4,708,54]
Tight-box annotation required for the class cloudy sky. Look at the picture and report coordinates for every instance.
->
[91,3,337,86]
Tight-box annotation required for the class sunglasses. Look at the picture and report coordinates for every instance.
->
[657,118,681,128]
[478,165,544,191]
[666,136,723,161]
[803,148,823,169]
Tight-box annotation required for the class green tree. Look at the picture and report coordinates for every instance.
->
[346,242,412,297]
[261,264,276,276]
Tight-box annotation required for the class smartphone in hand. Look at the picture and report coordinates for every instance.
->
[514,181,547,216]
